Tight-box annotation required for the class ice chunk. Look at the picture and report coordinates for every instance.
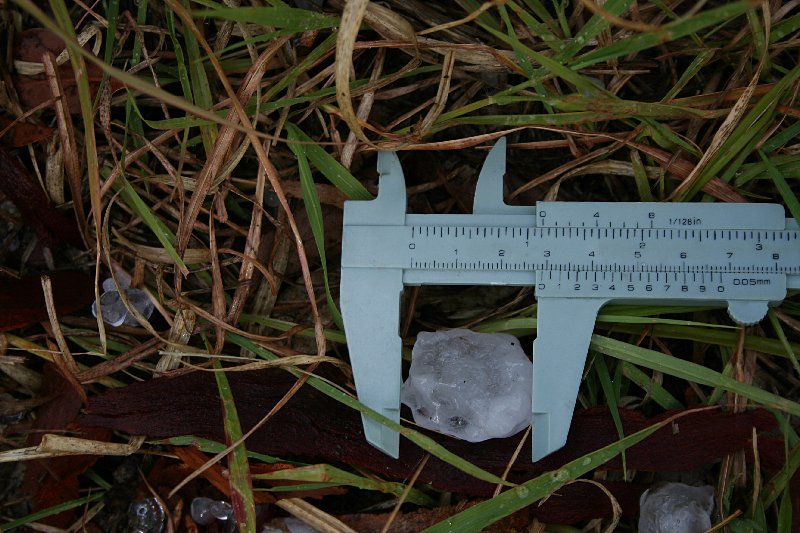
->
[639,482,715,533]
[191,497,234,526]
[92,275,154,327]
[128,497,165,533]
[400,328,532,442]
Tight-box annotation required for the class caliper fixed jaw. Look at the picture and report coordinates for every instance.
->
[340,151,408,458]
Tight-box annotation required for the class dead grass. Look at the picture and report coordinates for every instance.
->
[0,0,799,531]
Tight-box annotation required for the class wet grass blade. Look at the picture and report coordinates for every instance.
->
[214,360,257,533]
[195,6,339,31]
[255,464,435,505]
[593,353,628,476]
[591,334,800,417]
[112,175,189,275]
[759,150,800,224]
[423,411,700,532]
[572,2,750,69]
[227,333,512,486]
[164,435,288,464]
[674,63,800,200]
[621,362,683,410]
[238,314,347,343]
[286,123,372,200]
[287,125,344,330]
[1,492,105,531]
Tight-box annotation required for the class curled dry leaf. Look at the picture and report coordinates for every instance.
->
[115,230,212,264]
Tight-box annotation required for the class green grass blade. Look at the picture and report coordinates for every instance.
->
[777,486,793,533]
[621,362,684,409]
[287,125,344,331]
[1,492,105,531]
[674,63,800,200]
[213,360,257,533]
[761,121,800,153]
[226,333,512,486]
[163,435,288,464]
[506,1,561,51]
[768,309,800,377]
[238,314,346,343]
[112,175,189,275]
[255,464,434,505]
[591,334,800,416]
[558,0,634,61]
[759,150,800,224]
[763,442,800,506]
[181,0,217,154]
[423,412,696,532]
[662,49,715,101]
[195,6,339,31]
[286,123,372,200]
[593,353,628,476]
[572,2,750,69]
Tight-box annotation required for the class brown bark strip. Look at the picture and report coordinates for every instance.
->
[0,146,83,249]
[82,368,780,501]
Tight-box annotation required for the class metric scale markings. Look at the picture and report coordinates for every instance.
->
[340,138,800,462]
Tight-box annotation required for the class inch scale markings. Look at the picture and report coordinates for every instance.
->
[340,139,800,462]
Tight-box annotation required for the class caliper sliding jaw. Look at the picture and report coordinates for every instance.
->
[340,139,800,462]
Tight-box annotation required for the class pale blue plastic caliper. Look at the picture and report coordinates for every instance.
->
[340,138,800,461]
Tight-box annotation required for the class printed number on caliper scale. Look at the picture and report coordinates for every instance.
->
[340,138,800,461]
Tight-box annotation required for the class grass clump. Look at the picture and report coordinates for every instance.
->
[0,0,799,531]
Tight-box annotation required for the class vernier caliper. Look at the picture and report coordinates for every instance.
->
[340,138,800,461]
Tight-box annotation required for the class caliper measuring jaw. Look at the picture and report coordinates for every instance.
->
[340,138,800,462]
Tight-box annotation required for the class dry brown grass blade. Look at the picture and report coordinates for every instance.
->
[42,52,84,240]
[417,50,456,139]
[77,337,162,383]
[341,49,385,168]
[180,354,346,372]
[399,128,527,150]
[380,454,430,533]
[225,139,271,329]
[155,308,197,373]
[336,0,421,145]
[277,498,357,533]
[175,39,286,257]
[242,220,291,355]
[166,0,328,358]
[509,142,624,200]
[114,230,211,264]
[98,194,166,347]
[418,0,501,36]
[493,425,531,497]
[336,0,375,145]
[100,129,179,196]
[671,4,770,199]
[569,479,622,533]
[209,203,227,355]
[0,434,142,464]
[40,274,86,405]
[505,125,747,202]
[44,132,64,204]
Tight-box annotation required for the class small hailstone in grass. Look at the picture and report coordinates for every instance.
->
[401,328,532,442]
[92,273,154,326]
[191,497,233,526]
[638,482,715,533]
[127,497,165,533]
